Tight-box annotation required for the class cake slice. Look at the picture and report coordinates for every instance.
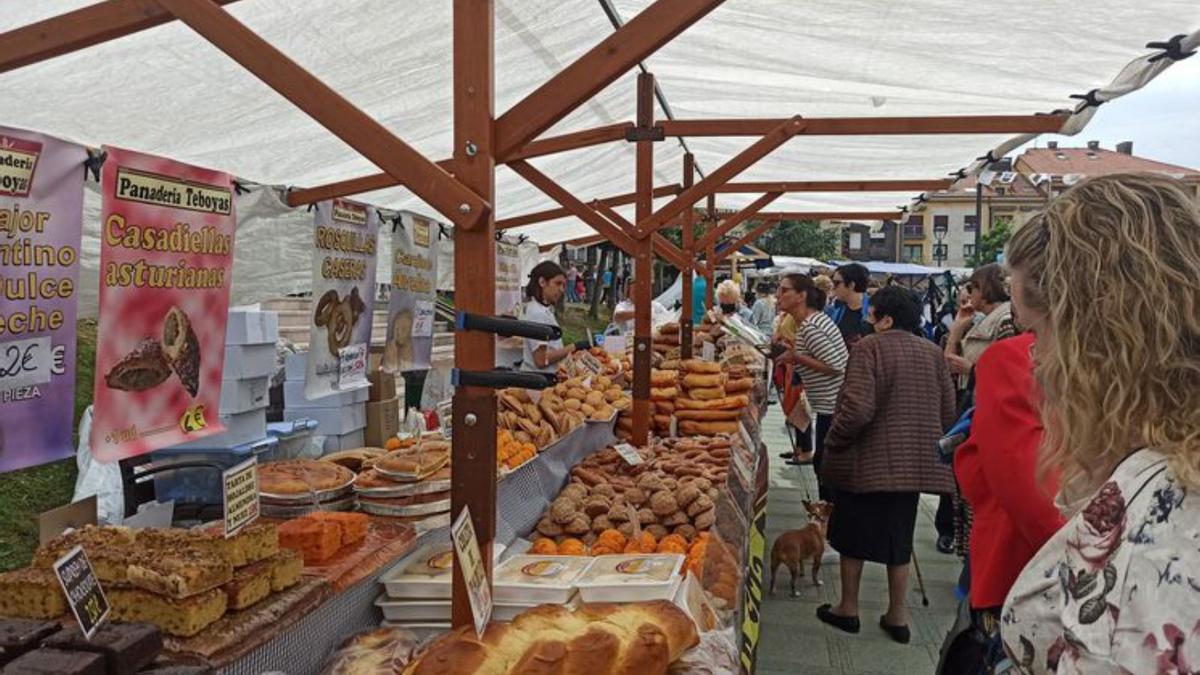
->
[266,549,303,592]
[42,622,162,675]
[125,550,232,600]
[32,526,135,572]
[303,512,368,546]
[1,647,105,675]
[106,588,226,638]
[134,529,235,568]
[220,560,272,611]
[0,568,67,619]
[198,522,279,567]
[277,518,341,564]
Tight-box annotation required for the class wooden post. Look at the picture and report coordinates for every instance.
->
[631,72,656,447]
[680,153,695,360]
[450,0,496,630]
[705,194,717,310]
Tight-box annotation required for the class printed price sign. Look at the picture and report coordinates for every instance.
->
[701,341,716,362]
[412,300,435,338]
[614,443,643,466]
[452,506,493,637]
[338,343,368,389]
[53,545,110,639]
[437,398,453,439]
[222,457,260,537]
[0,336,63,390]
[579,352,603,374]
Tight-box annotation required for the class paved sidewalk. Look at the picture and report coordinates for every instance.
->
[756,407,961,674]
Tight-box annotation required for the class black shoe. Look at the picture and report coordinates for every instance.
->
[816,604,860,634]
[879,616,911,644]
[936,535,954,554]
[786,457,814,466]
[779,452,794,459]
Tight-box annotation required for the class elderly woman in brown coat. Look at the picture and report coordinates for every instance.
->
[815,286,956,644]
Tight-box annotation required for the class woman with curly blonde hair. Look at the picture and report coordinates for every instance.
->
[1001,172,1200,673]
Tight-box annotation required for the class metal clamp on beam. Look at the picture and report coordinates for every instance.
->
[625,126,666,142]
[452,369,557,391]
[456,311,563,341]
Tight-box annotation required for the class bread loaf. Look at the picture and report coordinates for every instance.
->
[401,601,697,675]
[680,359,722,374]
[680,373,725,389]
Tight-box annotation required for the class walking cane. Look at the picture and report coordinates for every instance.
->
[911,550,930,607]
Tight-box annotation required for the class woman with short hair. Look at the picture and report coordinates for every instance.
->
[1001,173,1200,673]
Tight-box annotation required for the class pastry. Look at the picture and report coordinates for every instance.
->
[313,289,340,327]
[258,460,354,495]
[104,338,171,392]
[278,518,341,564]
[106,587,226,638]
[0,568,66,619]
[674,395,748,411]
[724,377,753,393]
[1,648,105,675]
[161,306,200,397]
[680,373,725,389]
[134,529,235,568]
[220,559,272,611]
[303,512,369,545]
[680,359,722,374]
[683,386,725,400]
[42,622,163,675]
[266,549,303,592]
[673,409,741,421]
[125,550,233,599]
[321,447,386,473]
[678,420,741,435]
[326,300,356,356]
[374,450,448,480]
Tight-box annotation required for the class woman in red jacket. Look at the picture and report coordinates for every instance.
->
[953,331,1063,670]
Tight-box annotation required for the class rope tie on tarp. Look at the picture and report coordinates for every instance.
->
[232,180,248,196]
[83,148,106,182]
[1069,88,1104,110]
[517,234,528,244]
[975,150,998,164]
[390,213,404,232]
[1147,35,1196,63]
[948,168,967,180]
[438,223,450,241]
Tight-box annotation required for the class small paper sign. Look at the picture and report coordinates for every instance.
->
[0,335,61,390]
[53,545,109,639]
[579,352,603,374]
[338,343,368,389]
[412,300,435,338]
[701,342,716,362]
[436,398,453,439]
[222,457,260,537]
[614,443,643,466]
[452,506,493,637]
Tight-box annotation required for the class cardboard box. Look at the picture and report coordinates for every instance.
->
[219,376,270,415]
[222,343,277,380]
[171,409,268,449]
[323,428,366,453]
[368,370,397,402]
[365,397,400,447]
[283,380,369,409]
[226,309,279,345]
[285,351,307,381]
[284,403,366,436]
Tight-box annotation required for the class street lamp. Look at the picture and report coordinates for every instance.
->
[933,217,948,267]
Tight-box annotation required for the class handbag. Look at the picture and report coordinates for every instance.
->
[780,363,812,431]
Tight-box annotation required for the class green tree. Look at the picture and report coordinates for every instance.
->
[967,218,1013,267]
[757,219,840,259]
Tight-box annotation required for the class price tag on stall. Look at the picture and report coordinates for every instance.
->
[701,341,716,362]
[452,506,493,637]
[53,545,110,639]
[436,399,453,439]
[579,352,603,374]
[222,457,260,537]
[412,301,435,338]
[0,336,62,390]
[337,343,368,389]
[614,443,643,466]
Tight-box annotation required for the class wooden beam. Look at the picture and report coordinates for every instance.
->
[540,233,605,251]
[493,0,724,159]
[496,184,682,230]
[759,211,904,221]
[715,220,776,263]
[660,114,1069,137]
[503,123,634,161]
[287,159,457,207]
[696,192,782,252]
[631,72,655,448]
[508,160,638,255]
[590,200,689,274]
[717,179,953,193]
[680,153,695,359]
[0,0,241,73]
[158,0,488,227]
[449,0,496,630]
[637,116,806,237]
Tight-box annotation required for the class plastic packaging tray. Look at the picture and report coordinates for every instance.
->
[260,493,357,518]
[492,555,593,605]
[357,496,450,518]
[259,476,356,504]
[374,595,451,622]
[373,455,450,482]
[491,593,580,622]
[574,554,684,604]
[380,541,454,599]
[354,477,451,499]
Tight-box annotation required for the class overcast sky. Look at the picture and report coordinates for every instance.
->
[1016,55,1200,169]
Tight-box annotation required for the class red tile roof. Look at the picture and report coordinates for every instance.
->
[1017,147,1200,178]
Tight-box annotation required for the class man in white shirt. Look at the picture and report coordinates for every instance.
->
[612,277,668,335]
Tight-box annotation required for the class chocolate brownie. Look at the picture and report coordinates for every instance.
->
[2,647,105,675]
[43,623,162,675]
[0,620,59,666]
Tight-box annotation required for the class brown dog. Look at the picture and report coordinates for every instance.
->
[768,500,833,597]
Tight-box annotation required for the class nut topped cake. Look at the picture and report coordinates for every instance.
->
[258,460,354,496]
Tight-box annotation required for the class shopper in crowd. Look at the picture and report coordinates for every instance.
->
[944,263,1015,382]
[520,261,579,373]
[813,274,834,309]
[565,263,578,302]
[774,275,848,474]
[715,279,753,322]
[827,263,873,348]
[690,275,709,326]
[952,331,1064,671]
[601,267,614,304]
[612,276,667,335]
[1001,173,1200,673]
[575,273,585,302]
[748,282,776,337]
[816,286,956,643]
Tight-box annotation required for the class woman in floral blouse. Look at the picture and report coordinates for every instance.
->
[1000,172,1200,674]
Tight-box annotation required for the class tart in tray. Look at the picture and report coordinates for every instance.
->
[258,460,356,501]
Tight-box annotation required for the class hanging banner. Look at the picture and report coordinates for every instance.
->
[0,127,86,473]
[92,147,236,461]
[306,199,378,399]
[383,212,438,372]
[494,239,523,369]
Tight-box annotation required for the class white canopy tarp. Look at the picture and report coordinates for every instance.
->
[3,1,1197,261]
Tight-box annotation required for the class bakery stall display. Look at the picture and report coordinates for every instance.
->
[257,459,358,517]
[675,359,748,437]
[0,620,166,675]
[555,347,624,382]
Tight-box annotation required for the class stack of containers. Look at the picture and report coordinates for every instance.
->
[152,307,280,504]
[282,351,369,452]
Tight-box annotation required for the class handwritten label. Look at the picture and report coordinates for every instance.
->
[0,336,63,390]
[452,506,493,637]
[579,352,603,374]
[412,300,435,338]
[614,443,643,466]
[701,341,716,362]
[53,545,110,639]
[338,343,368,389]
[222,457,260,537]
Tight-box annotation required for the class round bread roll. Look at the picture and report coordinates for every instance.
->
[682,372,726,389]
[685,386,726,400]
[681,359,722,374]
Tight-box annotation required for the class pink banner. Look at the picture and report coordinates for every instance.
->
[0,127,86,473]
[91,147,236,462]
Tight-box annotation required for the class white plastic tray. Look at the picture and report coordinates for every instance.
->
[374,594,451,622]
[574,554,684,604]
[492,555,594,605]
[380,540,454,600]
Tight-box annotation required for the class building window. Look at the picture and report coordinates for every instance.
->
[933,215,949,232]
[964,214,978,231]
[902,244,923,263]
[849,232,863,250]
[963,243,976,259]
[903,215,924,239]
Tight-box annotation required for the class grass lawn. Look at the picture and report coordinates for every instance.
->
[558,302,613,346]
[0,319,94,572]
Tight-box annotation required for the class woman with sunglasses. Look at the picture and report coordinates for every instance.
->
[944,264,1016,383]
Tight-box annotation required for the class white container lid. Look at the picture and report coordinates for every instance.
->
[375,594,452,622]
[381,542,454,599]
[492,556,594,605]
[575,554,684,604]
